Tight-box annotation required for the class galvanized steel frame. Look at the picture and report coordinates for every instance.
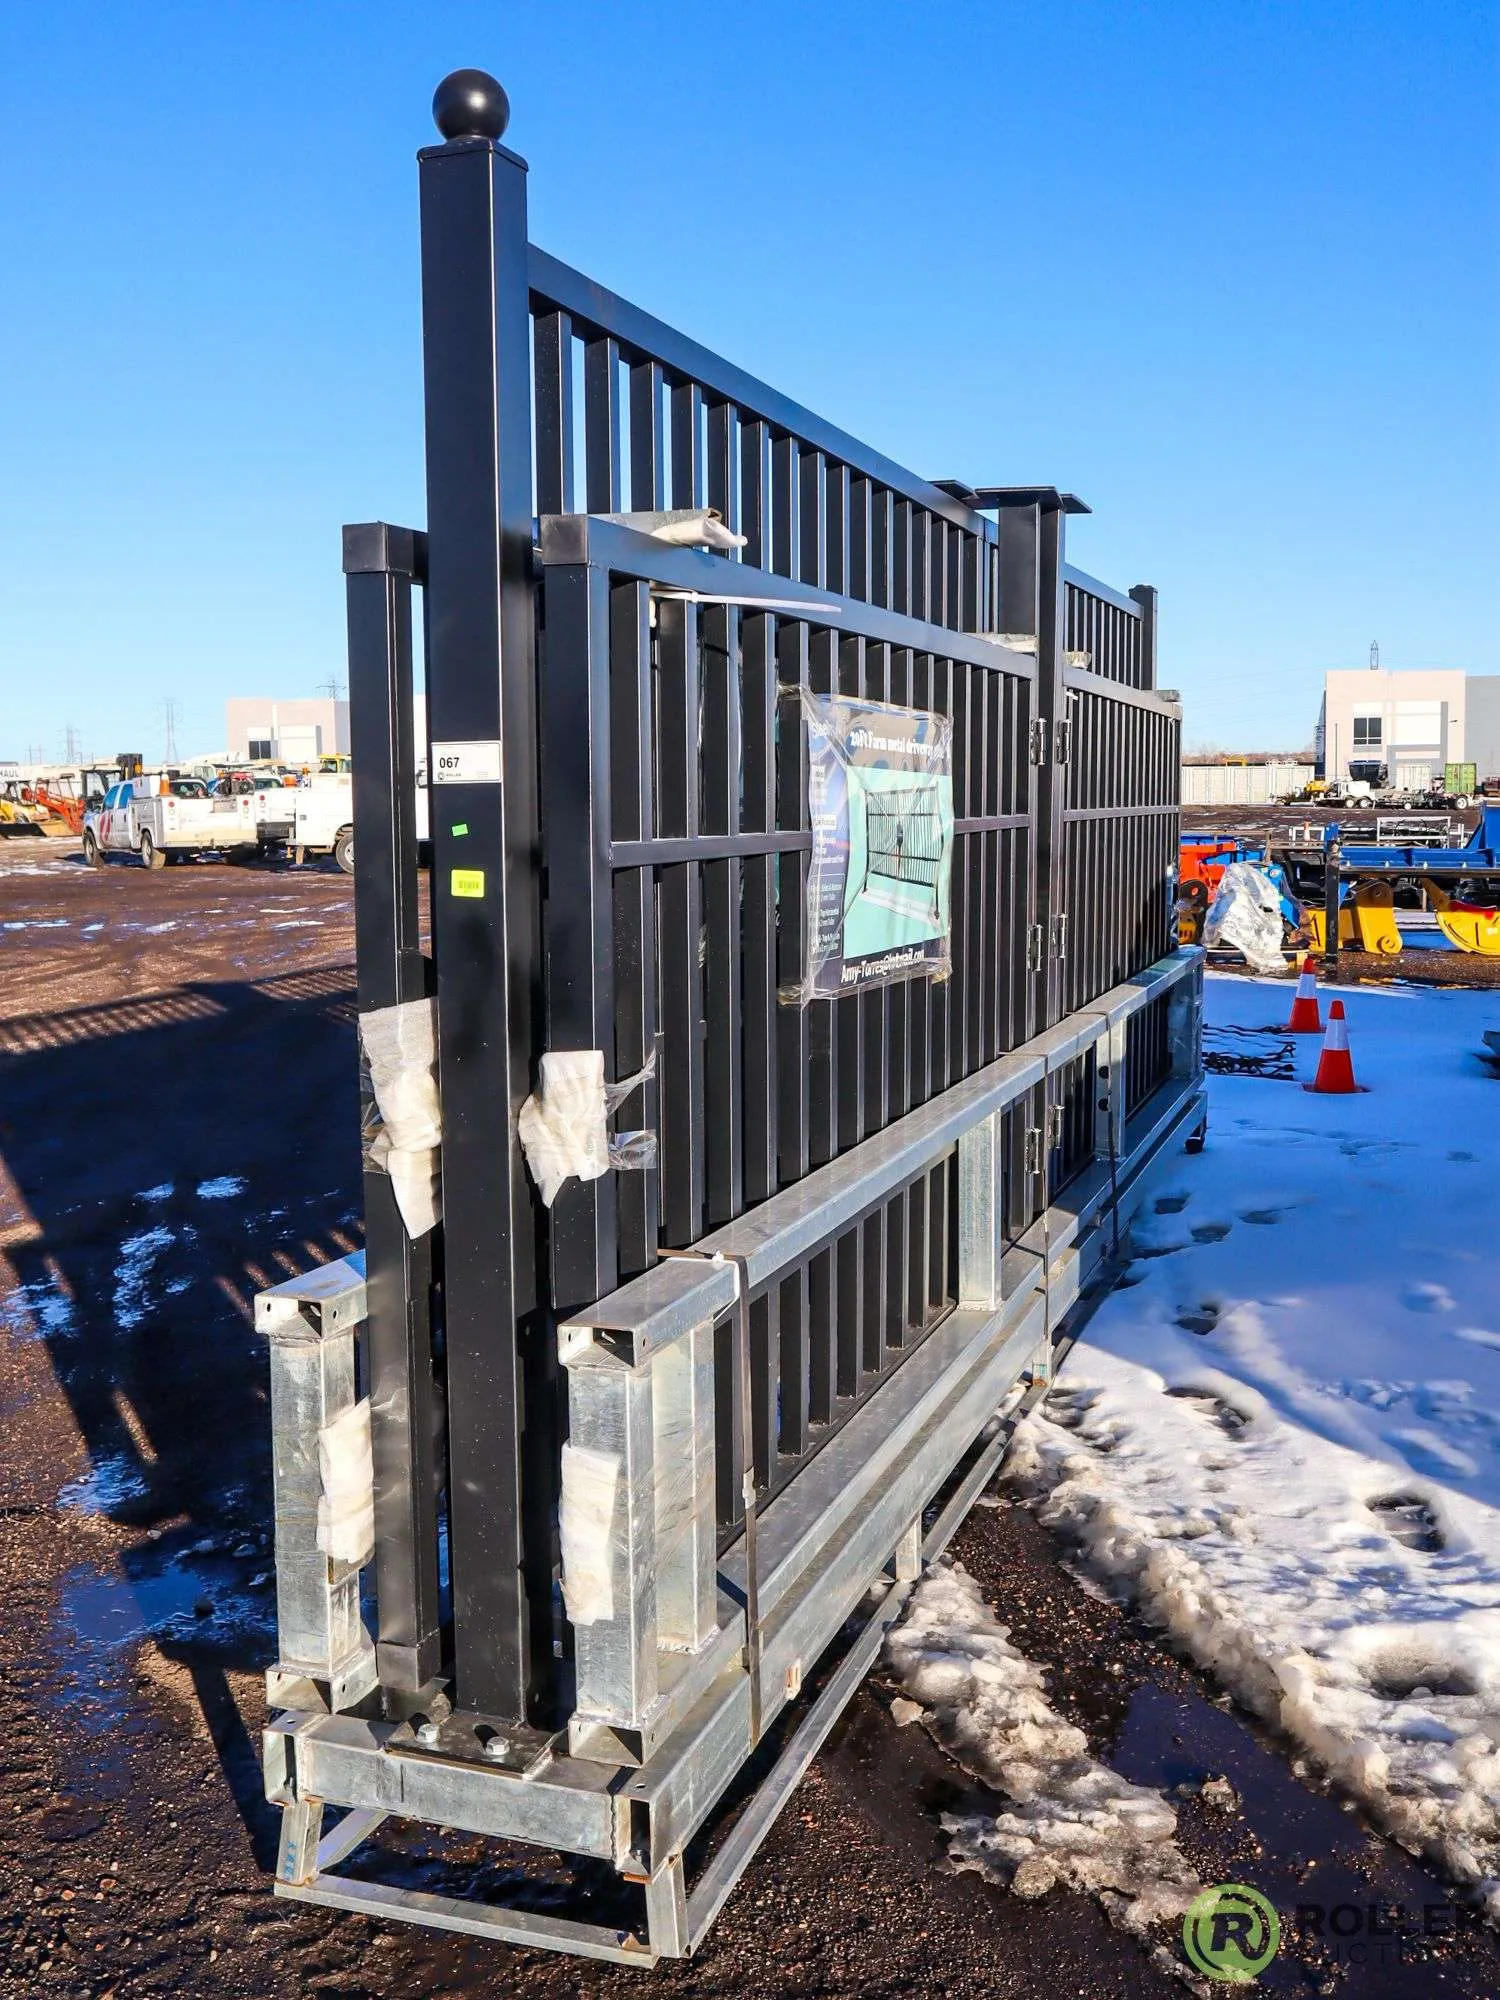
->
[261,947,1203,1954]
[264,946,1203,1956]
[259,71,1202,1962]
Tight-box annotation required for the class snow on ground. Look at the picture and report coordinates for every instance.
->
[886,1563,1199,1949]
[195,1175,246,1200]
[0,845,81,876]
[1005,972,1500,1916]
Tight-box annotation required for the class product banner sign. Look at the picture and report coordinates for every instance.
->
[795,689,955,1001]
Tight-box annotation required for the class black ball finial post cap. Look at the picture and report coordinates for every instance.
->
[432,69,510,142]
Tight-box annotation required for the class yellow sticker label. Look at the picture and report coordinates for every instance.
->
[450,868,485,899]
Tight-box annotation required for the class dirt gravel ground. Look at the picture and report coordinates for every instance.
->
[3,840,1498,1998]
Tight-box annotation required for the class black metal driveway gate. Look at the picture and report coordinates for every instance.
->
[258,70,1205,1962]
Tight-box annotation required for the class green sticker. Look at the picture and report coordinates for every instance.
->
[450,867,485,899]
[451,821,469,836]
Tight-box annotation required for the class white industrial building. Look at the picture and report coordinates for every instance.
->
[1316,668,1500,791]
[225,696,349,766]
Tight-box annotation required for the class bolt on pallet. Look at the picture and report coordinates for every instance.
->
[257,68,1207,1964]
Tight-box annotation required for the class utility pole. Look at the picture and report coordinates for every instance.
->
[64,724,79,763]
[317,674,347,700]
[163,698,180,762]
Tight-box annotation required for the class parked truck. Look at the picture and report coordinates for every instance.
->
[253,772,355,873]
[82,775,259,867]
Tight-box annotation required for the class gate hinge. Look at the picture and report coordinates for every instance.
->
[1051,912,1069,961]
[1045,1103,1064,1150]
[1026,921,1045,971]
[1024,1126,1044,1177]
[1029,717,1048,766]
[1053,717,1072,764]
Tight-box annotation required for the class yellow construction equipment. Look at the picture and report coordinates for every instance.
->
[1303,880,1402,958]
[1427,885,1500,956]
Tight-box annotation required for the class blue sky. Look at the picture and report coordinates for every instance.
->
[0,1,1495,761]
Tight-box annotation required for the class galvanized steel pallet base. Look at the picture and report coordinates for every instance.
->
[264,1007,1204,1963]
[270,1424,1028,1965]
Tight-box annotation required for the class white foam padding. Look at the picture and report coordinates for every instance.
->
[316,1397,375,1568]
[517,1049,657,1208]
[559,1442,621,1626]
[359,997,442,1238]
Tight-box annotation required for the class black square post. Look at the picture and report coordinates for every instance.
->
[995,497,1044,1041]
[344,521,444,1699]
[418,73,552,1723]
[1036,500,1069,1033]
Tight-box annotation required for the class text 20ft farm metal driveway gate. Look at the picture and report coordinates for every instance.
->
[258,71,1205,1962]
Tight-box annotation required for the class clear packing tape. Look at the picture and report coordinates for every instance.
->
[360,997,442,1239]
[1203,861,1288,975]
[517,1049,657,1209]
[316,1397,375,1568]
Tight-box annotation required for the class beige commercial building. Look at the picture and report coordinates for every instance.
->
[225,697,350,766]
[1316,669,1466,790]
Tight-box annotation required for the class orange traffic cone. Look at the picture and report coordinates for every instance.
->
[1303,1000,1366,1094]
[1285,956,1323,1034]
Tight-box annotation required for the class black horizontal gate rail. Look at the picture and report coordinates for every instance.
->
[347,85,1184,1730]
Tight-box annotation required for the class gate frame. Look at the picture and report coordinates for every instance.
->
[258,68,1204,1961]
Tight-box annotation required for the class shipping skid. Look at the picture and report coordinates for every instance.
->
[261,947,1204,1962]
[255,69,1198,1964]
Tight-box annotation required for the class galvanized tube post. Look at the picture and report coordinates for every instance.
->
[260,1262,377,1712]
[418,74,552,1722]
[563,1337,661,1746]
[652,1320,718,1653]
[560,1313,719,1757]
[1094,1020,1127,1155]
[1168,962,1204,1079]
[957,1111,1006,1309]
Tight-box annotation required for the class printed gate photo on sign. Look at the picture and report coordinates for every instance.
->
[798,690,955,999]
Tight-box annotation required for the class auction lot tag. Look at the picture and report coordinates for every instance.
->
[450,868,485,899]
[431,740,502,784]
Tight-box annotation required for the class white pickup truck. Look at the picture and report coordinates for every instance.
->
[253,773,355,874]
[83,776,259,868]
